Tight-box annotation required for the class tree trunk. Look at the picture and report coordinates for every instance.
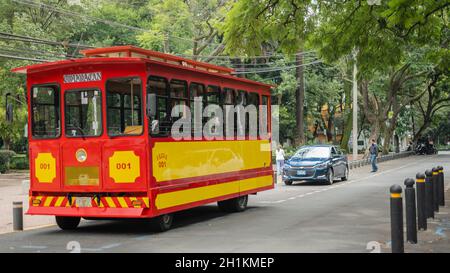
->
[295,52,305,145]
[340,71,353,152]
[382,126,394,155]
[394,134,400,153]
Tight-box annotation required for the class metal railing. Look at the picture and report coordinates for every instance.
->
[348,151,415,170]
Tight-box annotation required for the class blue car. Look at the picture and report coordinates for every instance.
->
[283,145,348,185]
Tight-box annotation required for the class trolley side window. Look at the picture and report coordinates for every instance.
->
[236,90,247,137]
[261,95,269,138]
[189,82,205,134]
[148,76,170,137]
[247,92,259,138]
[65,89,102,137]
[205,85,221,134]
[223,88,235,138]
[106,77,143,136]
[170,79,188,125]
[31,85,60,138]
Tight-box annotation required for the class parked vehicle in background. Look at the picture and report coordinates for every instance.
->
[414,139,437,155]
[283,145,348,186]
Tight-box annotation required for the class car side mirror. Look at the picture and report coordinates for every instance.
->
[5,93,13,123]
[147,93,156,119]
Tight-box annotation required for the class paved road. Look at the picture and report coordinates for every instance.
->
[0,154,449,253]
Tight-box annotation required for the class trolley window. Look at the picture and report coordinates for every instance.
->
[247,92,259,137]
[223,88,235,138]
[170,79,188,118]
[106,77,143,136]
[65,89,102,137]
[148,76,170,136]
[261,95,269,137]
[223,88,235,105]
[236,90,247,136]
[206,85,221,105]
[31,85,60,138]
[190,82,205,134]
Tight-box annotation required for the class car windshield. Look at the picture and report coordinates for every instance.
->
[292,147,331,159]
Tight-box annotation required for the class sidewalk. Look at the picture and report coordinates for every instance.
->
[0,172,55,234]
[380,174,450,253]
[404,180,450,253]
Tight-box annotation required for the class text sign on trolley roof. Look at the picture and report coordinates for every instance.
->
[63,72,102,83]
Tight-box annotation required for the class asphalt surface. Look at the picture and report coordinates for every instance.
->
[0,154,449,253]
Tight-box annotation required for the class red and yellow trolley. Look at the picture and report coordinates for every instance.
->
[12,46,273,231]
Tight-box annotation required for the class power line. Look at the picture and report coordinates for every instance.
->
[0,45,74,59]
[13,0,222,48]
[0,31,92,49]
[180,51,316,60]
[0,53,49,62]
[232,60,323,74]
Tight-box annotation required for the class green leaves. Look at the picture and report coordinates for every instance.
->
[223,0,315,56]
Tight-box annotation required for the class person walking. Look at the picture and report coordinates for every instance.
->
[369,139,378,172]
[276,145,286,180]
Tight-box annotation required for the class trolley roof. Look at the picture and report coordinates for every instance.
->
[11,46,273,89]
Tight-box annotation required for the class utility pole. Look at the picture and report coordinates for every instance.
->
[296,51,305,145]
[352,49,358,161]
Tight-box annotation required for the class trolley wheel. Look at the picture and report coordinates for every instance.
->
[150,214,173,232]
[55,216,81,230]
[218,195,248,213]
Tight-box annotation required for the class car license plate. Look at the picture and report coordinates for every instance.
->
[76,197,92,208]
[297,170,306,176]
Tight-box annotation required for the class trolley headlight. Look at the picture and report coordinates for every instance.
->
[76,149,87,163]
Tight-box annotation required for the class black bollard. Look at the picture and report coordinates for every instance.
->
[425,170,434,219]
[432,167,439,212]
[404,178,417,244]
[438,166,445,206]
[416,173,427,231]
[390,184,404,253]
[13,201,23,231]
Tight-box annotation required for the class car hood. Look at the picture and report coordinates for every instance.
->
[286,158,327,167]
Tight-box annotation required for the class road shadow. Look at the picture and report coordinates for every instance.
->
[44,205,263,236]
[286,180,343,187]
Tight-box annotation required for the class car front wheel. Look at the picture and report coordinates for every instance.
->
[341,167,349,181]
[284,179,293,186]
[325,169,334,185]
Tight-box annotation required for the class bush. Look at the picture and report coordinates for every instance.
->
[0,150,16,173]
[10,155,29,170]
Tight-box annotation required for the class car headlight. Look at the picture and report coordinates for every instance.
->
[315,162,328,169]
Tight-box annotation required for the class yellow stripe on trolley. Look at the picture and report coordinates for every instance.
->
[54,197,64,207]
[117,197,128,208]
[105,197,116,208]
[433,172,438,175]
[155,175,272,210]
[416,179,425,183]
[391,193,401,198]
[44,197,54,207]
[142,197,150,208]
